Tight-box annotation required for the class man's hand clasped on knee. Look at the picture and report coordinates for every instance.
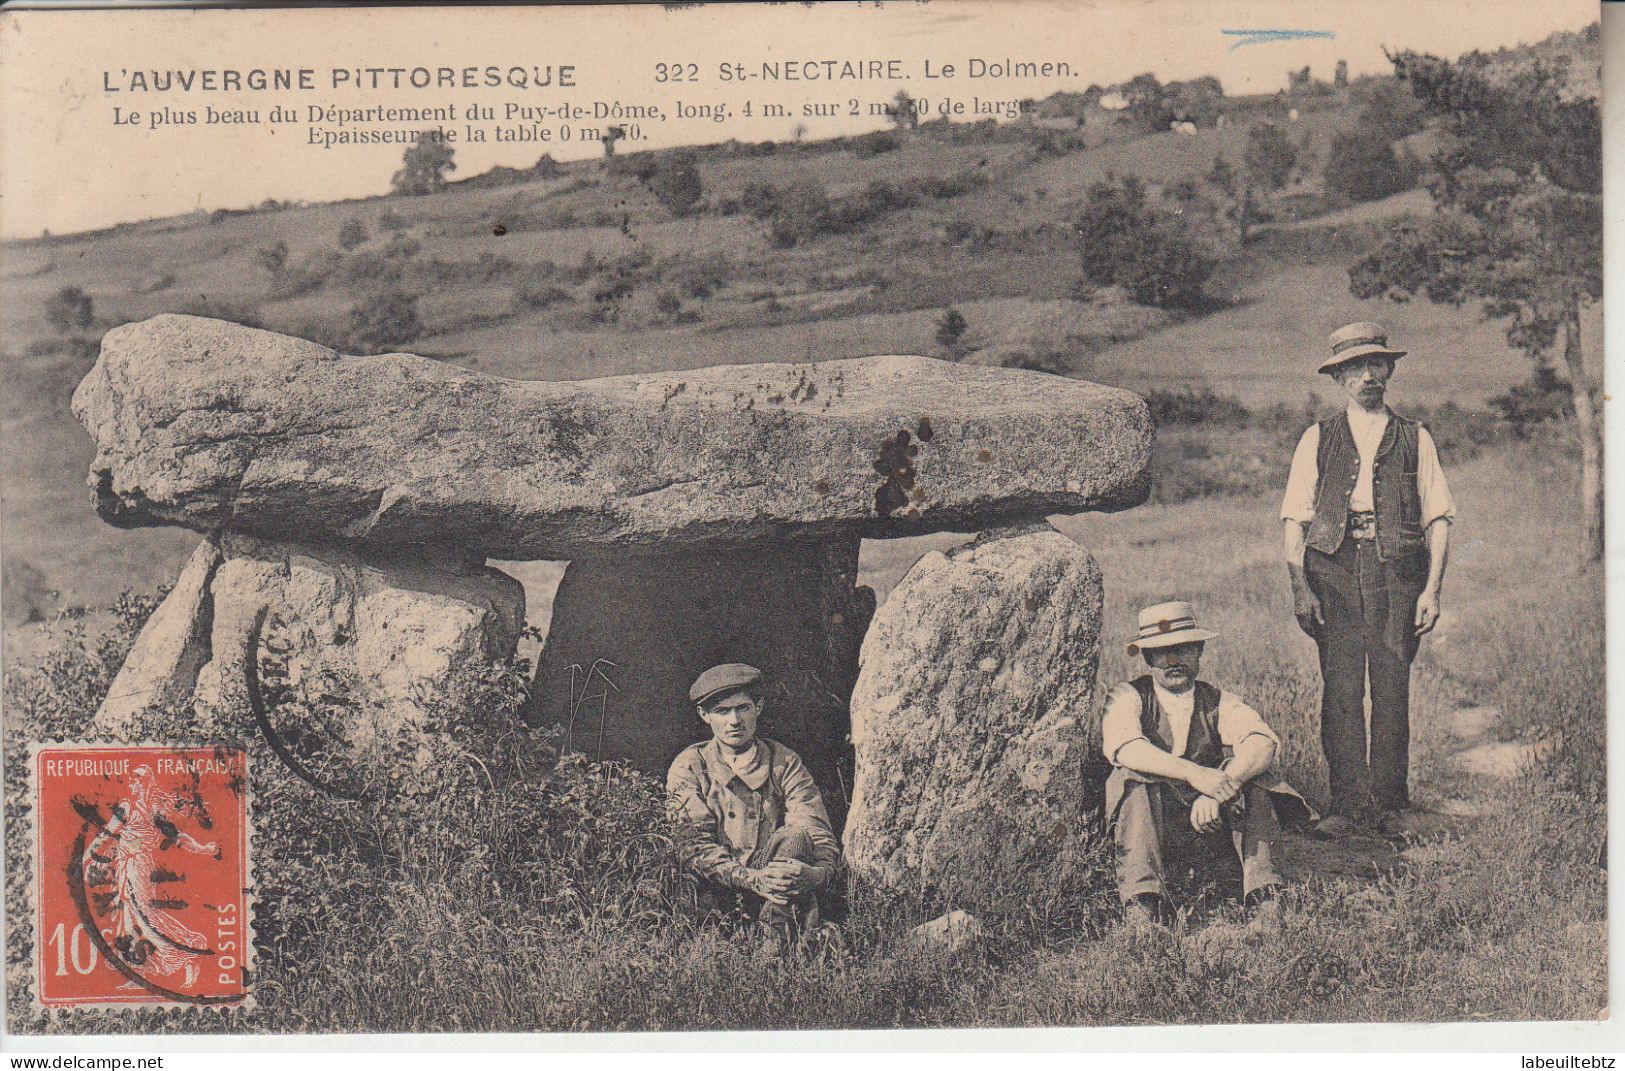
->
[1188,766,1240,804]
[1189,794,1224,834]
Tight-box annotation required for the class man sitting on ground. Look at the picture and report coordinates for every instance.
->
[666,663,841,936]
[1102,601,1312,929]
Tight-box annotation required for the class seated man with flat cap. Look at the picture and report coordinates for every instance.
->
[665,663,841,933]
[1103,601,1313,929]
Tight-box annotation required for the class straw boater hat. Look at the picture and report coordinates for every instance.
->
[1126,600,1219,656]
[1319,321,1407,375]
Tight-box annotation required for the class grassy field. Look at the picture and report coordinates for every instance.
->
[3,432,1602,1033]
[0,58,1601,624]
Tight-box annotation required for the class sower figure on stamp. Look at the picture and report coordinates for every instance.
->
[666,663,841,939]
[1103,602,1312,930]
[1282,323,1455,839]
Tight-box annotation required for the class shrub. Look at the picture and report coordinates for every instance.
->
[643,154,704,217]
[378,209,410,232]
[660,251,731,299]
[337,218,369,251]
[1245,121,1298,189]
[268,248,342,300]
[1074,176,1215,309]
[934,308,968,348]
[1323,129,1416,203]
[1350,78,1425,144]
[850,130,901,157]
[256,241,290,275]
[654,290,684,320]
[740,182,781,220]
[515,280,573,310]
[43,286,93,332]
[1487,366,1574,439]
[1144,386,1251,428]
[767,180,836,247]
[342,290,423,354]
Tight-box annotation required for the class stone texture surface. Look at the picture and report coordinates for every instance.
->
[72,315,1152,558]
[189,534,525,792]
[905,910,985,955]
[843,527,1106,907]
[525,539,872,828]
[92,540,222,736]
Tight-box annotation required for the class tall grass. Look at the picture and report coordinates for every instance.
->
[4,438,1603,1033]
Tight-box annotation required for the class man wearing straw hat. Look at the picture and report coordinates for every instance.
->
[1281,322,1455,838]
[1102,601,1312,928]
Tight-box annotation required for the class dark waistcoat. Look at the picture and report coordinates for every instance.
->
[1129,675,1225,769]
[1304,410,1425,562]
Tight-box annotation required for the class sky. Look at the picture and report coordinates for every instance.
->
[0,0,1599,239]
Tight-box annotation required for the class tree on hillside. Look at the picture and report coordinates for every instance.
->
[644,153,705,217]
[1075,175,1215,309]
[1166,76,1224,128]
[1349,51,1602,559]
[1244,121,1297,188]
[1122,73,1171,132]
[44,285,93,333]
[1323,130,1414,203]
[1350,78,1426,144]
[600,125,626,157]
[390,131,456,195]
[888,90,920,131]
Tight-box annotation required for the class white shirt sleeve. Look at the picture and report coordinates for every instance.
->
[1280,424,1321,524]
[1215,691,1280,749]
[1416,426,1456,526]
[1101,682,1148,764]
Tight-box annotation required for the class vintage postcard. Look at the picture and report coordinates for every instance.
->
[0,0,1608,1049]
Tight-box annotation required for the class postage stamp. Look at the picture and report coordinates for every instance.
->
[30,745,251,1009]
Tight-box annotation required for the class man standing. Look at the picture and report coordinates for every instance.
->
[1281,323,1455,837]
[666,663,841,936]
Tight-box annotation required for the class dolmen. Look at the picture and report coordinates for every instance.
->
[74,314,1151,897]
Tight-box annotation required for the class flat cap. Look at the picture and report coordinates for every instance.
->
[689,663,763,707]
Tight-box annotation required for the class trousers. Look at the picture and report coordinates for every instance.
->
[697,824,823,930]
[1303,539,1428,814]
[1113,780,1284,903]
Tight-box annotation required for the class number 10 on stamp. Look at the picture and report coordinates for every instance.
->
[32,745,251,1008]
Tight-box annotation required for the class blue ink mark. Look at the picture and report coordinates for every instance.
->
[1221,29,1336,51]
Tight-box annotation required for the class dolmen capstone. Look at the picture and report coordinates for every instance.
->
[74,315,1150,871]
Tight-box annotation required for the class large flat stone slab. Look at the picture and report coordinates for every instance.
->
[72,315,1152,558]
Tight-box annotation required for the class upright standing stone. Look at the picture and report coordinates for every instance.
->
[843,528,1108,907]
[93,540,222,736]
[190,534,525,795]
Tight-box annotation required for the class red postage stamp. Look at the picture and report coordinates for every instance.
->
[31,745,251,1009]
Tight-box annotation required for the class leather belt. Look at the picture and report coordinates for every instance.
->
[1347,511,1377,541]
